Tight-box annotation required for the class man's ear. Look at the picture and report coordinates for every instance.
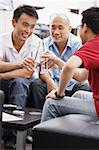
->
[12,19,16,28]
[83,23,88,33]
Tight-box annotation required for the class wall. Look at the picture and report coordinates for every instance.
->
[0,11,13,34]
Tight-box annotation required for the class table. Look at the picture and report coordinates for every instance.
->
[2,108,41,150]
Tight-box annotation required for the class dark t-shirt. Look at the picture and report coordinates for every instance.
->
[74,34,99,116]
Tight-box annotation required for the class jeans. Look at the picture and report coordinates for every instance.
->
[41,91,97,122]
[0,77,35,108]
[72,90,93,99]
[29,79,91,109]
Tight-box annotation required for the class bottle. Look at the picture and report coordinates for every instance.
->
[40,40,48,74]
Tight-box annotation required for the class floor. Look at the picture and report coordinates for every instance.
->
[1,140,32,150]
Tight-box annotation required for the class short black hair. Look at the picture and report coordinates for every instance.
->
[81,7,99,34]
[13,5,38,21]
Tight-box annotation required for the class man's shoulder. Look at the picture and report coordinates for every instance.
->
[0,32,11,39]
[69,33,82,48]
[0,32,11,45]
[43,36,52,45]
[68,33,82,51]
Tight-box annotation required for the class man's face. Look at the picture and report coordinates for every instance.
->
[79,25,87,44]
[12,12,37,42]
[50,16,71,45]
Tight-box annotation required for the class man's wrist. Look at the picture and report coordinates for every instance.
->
[0,73,1,78]
[55,91,64,99]
[16,62,23,69]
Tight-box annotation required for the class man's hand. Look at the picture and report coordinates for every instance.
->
[19,57,36,72]
[41,51,56,60]
[46,89,58,100]
[46,89,65,100]
[41,51,59,69]
[41,51,65,69]
[48,59,59,69]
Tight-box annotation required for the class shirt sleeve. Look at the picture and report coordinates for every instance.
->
[74,43,99,70]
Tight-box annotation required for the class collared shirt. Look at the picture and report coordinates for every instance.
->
[0,32,42,80]
[43,33,82,91]
[74,34,99,116]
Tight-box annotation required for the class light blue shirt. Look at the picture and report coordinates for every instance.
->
[43,33,82,91]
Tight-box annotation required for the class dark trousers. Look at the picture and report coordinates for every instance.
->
[28,79,91,109]
[28,79,48,109]
[65,81,91,96]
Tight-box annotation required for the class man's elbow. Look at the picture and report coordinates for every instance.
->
[63,64,75,73]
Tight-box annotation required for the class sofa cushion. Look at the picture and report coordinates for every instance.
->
[32,114,99,149]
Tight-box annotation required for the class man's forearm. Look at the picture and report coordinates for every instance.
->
[54,57,65,69]
[57,65,75,96]
[46,77,58,88]
[40,73,58,92]
[0,68,33,79]
[0,61,22,72]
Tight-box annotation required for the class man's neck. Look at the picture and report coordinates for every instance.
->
[56,41,67,54]
[12,32,25,52]
[86,29,96,41]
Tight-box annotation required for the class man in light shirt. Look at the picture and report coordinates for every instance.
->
[0,5,42,108]
[0,4,43,148]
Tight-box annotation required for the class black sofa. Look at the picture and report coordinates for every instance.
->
[32,114,99,150]
[0,90,4,148]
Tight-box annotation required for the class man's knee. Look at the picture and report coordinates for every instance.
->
[30,79,47,94]
[72,90,84,98]
[9,78,30,91]
[12,78,28,84]
[80,81,91,91]
[72,90,93,100]
[30,79,43,88]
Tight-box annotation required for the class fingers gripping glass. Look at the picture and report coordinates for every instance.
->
[40,40,48,74]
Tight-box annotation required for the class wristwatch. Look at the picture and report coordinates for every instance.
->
[55,91,64,99]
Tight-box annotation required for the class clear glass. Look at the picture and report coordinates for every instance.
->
[40,40,48,74]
